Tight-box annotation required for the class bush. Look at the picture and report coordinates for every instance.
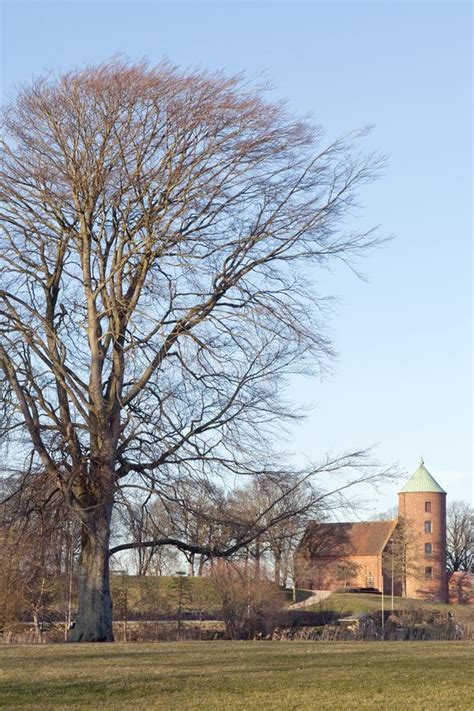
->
[210,562,283,639]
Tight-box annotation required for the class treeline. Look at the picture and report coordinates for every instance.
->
[0,471,322,638]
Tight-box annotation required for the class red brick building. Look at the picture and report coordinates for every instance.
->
[398,459,447,601]
[298,460,449,602]
[448,572,474,605]
[298,519,397,592]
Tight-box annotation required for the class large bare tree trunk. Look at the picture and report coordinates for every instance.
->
[70,501,114,642]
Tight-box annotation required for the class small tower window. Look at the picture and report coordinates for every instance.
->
[424,521,432,534]
[425,543,432,556]
[425,501,431,513]
[425,566,433,579]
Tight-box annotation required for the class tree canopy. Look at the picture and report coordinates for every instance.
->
[0,58,386,641]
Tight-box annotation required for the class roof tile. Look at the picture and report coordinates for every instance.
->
[301,519,398,557]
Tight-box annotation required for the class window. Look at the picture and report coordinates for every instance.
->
[424,521,432,534]
[425,543,432,556]
[425,501,431,513]
[425,566,433,579]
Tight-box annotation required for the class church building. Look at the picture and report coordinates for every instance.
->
[297,460,448,602]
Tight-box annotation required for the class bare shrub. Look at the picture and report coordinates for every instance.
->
[210,561,283,639]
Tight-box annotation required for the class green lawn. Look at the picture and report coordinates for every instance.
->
[110,576,474,623]
[315,593,474,622]
[1,641,473,710]
[110,573,223,615]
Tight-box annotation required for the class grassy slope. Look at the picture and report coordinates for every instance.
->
[314,593,474,622]
[111,576,473,621]
[110,574,222,614]
[1,641,473,710]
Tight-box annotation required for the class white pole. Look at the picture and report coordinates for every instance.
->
[381,560,384,640]
[391,539,395,614]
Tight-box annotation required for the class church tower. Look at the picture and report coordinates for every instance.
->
[398,459,447,602]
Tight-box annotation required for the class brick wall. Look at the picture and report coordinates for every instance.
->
[448,572,474,605]
[398,491,447,602]
[300,553,382,591]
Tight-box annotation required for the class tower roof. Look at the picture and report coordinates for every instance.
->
[399,459,446,494]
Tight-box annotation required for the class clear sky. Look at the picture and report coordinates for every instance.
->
[1,1,472,514]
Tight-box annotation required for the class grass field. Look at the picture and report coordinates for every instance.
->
[110,576,474,622]
[314,593,474,622]
[1,641,473,710]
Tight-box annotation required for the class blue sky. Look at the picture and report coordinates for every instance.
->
[1,1,471,514]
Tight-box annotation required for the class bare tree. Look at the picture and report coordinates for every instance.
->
[0,475,80,639]
[0,58,387,641]
[447,501,473,573]
[375,509,422,597]
[210,560,283,640]
[334,559,361,589]
[116,499,178,576]
[153,479,226,576]
[230,475,324,586]
[116,482,222,576]
[381,516,421,597]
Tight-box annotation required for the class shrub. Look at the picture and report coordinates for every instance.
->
[210,562,283,639]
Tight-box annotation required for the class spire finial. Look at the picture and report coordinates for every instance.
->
[420,456,424,466]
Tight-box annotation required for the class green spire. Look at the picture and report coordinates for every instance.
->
[400,459,446,494]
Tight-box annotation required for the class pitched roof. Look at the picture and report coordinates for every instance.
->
[300,519,398,558]
[399,459,446,494]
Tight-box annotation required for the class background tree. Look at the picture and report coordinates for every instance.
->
[0,58,386,641]
[229,475,324,586]
[210,560,283,640]
[116,498,179,576]
[0,474,80,639]
[334,560,361,590]
[446,501,473,573]
[152,479,226,576]
[117,479,232,576]
[381,516,425,597]
[169,574,193,640]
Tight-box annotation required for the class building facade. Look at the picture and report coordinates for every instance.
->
[398,459,447,601]
[297,520,397,592]
[298,460,448,602]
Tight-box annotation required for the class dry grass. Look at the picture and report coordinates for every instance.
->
[1,641,473,710]
[316,593,474,622]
